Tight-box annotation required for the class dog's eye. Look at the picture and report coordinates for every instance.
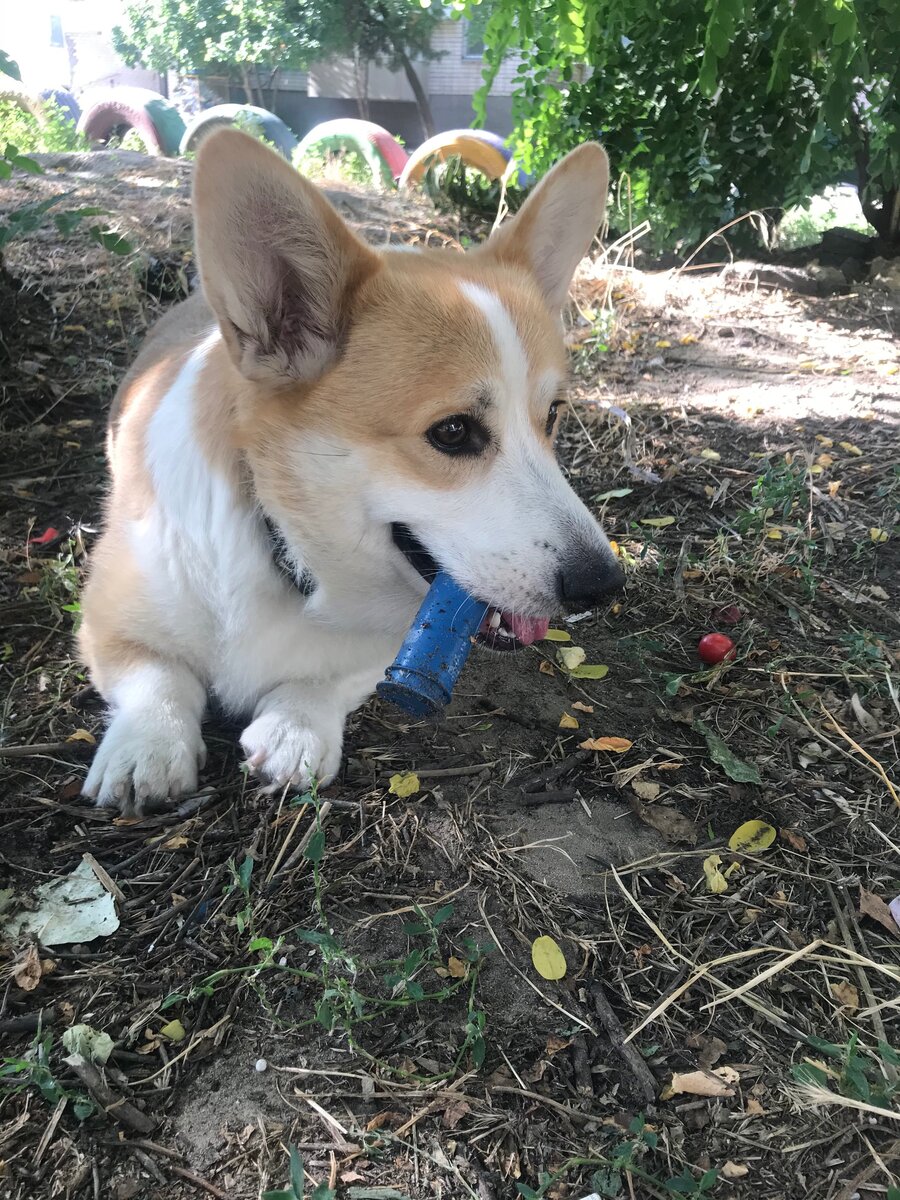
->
[427,415,489,456]
[546,401,563,436]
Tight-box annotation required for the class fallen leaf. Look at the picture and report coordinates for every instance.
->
[545,1034,570,1055]
[827,479,842,497]
[680,334,697,345]
[640,516,676,527]
[703,854,729,894]
[569,663,610,680]
[715,1065,740,1086]
[686,1032,727,1068]
[780,828,808,852]
[699,447,721,461]
[442,1099,471,1129]
[745,1097,765,1117]
[388,772,419,798]
[579,736,633,753]
[631,778,661,801]
[28,526,60,546]
[572,701,594,714]
[559,712,579,729]
[657,761,683,771]
[722,1162,750,1181]
[538,660,555,675]
[655,339,671,348]
[661,1068,735,1100]
[859,887,900,938]
[557,645,586,671]
[891,896,900,931]
[830,980,859,1011]
[62,1023,114,1065]
[66,728,96,745]
[815,434,834,446]
[869,527,889,543]
[13,944,43,992]
[765,527,783,540]
[630,796,699,846]
[728,819,777,854]
[839,440,862,455]
[543,628,572,642]
[162,834,189,850]
[160,1018,186,1042]
[531,935,567,981]
[816,453,834,467]
[695,721,763,785]
[595,487,633,501]
[447,956,467,979]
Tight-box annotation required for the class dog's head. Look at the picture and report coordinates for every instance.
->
[194,130,623,644]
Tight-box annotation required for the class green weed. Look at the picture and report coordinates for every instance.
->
[793,1032,900,1112]
[263,1144,334,1200]
[0,100,88,154]
[0,1031,94,1120]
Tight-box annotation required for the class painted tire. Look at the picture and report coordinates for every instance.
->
[180,104,297,159]
[295,119,408,188]
[399,129,513,188]
[38,88,81,125]
[77,87,185,156]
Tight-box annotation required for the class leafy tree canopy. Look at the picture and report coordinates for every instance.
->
[462,0,900,247]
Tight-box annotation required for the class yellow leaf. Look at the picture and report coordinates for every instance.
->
[655,339,671,349]
[609,539,619,556]
[703,854,729,894]
[66,728,96,745]
[808,464,824,475]
[815,435,834,447]
[557,645,586,671]
[543,628,572,642]
[579,736,633,753]
[765,528,782,540]
[389,772,420,798]
[839,441,862,456]
[870,527,890,543]
[447,956,467,979]
[728,820,777,854]
[640,516,676,527]
[830,980,859,1010]
[531,935,567,981]
[160,1019,186,1042]
[162,834,189,850]
[827,480,842,497]
[538,660,555,675]
[699,448,721,461]
[679,334,697,345]
[816,453,834,467]
[559,712,579,729]
[572,701,594,714]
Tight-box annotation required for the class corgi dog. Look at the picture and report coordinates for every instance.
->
[79,129,624,812]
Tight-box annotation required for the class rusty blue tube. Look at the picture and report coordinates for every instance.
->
[377,571,489,718]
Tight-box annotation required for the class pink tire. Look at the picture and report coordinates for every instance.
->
[77,87,185,157]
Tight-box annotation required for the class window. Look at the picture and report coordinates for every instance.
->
[462,13,488,59]
[50,14,64,48]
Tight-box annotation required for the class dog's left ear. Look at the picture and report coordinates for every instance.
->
[478,143,609,310]
[194,129,380,384]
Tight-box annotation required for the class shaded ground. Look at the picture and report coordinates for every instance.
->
[1,153,899,1200]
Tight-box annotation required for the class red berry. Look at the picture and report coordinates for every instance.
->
[698,633,736,665]
[713,604,743,625]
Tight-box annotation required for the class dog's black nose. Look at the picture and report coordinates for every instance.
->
[556,549,625,611]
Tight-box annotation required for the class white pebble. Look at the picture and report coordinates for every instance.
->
[255,1058,268,1073]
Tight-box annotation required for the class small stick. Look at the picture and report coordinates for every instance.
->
[591,983,657,1105]
[169,1165,236,1199]
[82,852,126,905]
[0,741,91,759]
[66,1056,156,1134]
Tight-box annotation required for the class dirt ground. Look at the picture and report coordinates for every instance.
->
[1,152,899,1200]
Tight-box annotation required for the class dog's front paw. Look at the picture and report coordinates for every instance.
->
[240,708,343,791]
[83,711,207,813]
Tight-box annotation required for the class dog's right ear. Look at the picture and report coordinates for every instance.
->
[194,129,380,384]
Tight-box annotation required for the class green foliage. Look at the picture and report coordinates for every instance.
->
[793,1032,900,1110]
[263,1145,335,1200]
[296,145,374,187]
[420,153,526,219]
[0,142,133,261]
[465,0,900,248]
[1,1032,94,1120]
[0,49,21,80]
[0,100,89,154]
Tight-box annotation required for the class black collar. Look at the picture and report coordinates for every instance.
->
[262,513,317,597]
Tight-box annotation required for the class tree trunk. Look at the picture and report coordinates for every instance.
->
[863,187,900,243]
[353,50,370,121]
[396,47,435,140]
[240,65,254,105]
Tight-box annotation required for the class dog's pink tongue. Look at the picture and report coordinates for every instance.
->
[506,613,551,646]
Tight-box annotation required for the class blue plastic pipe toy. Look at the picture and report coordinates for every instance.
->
[377,571,489,718]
